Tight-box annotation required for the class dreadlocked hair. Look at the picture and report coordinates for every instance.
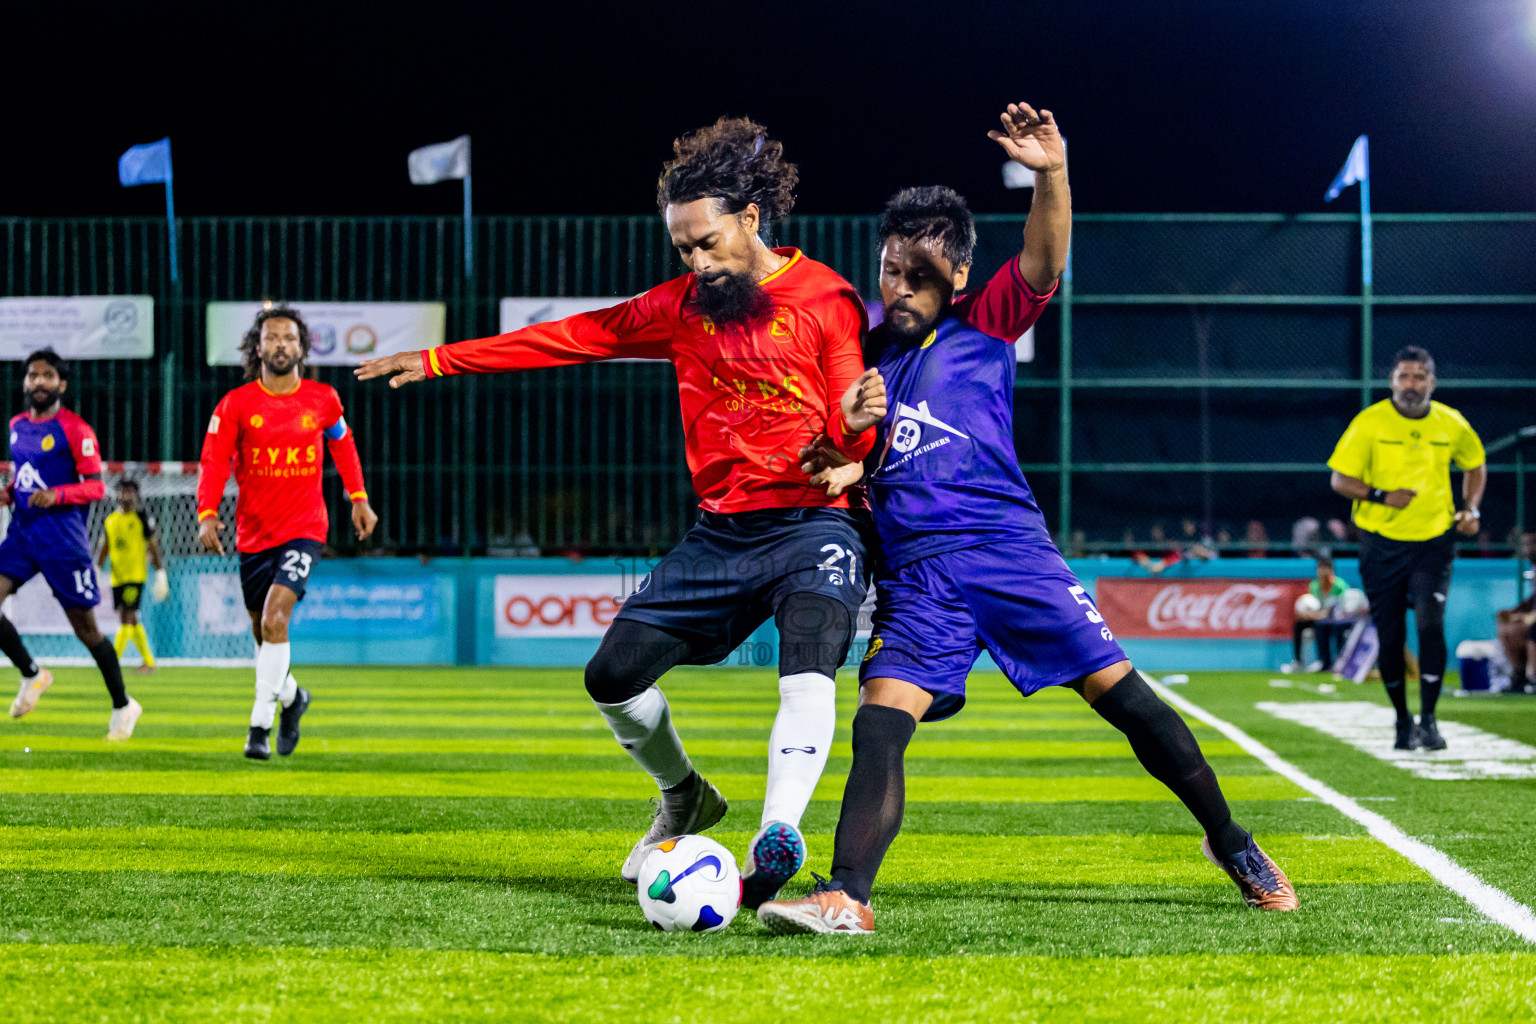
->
[240,305,312,381]
[656,117,798,223]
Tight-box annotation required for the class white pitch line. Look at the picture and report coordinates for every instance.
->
[1149,680,1536,945]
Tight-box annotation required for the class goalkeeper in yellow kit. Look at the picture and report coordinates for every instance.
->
[94,479,169,673]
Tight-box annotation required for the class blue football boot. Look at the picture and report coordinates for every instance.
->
[740,820,807,909]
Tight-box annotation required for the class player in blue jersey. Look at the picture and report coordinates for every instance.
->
[1,350,139,739]
[759,103,1296,934]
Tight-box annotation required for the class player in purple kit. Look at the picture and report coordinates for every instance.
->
[1,350,139,739]
[759,103,1296,934]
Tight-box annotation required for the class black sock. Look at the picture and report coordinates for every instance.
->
[88,639,128,709]
[0,615,39,678]
[1091,669,1248,861]
[830,704,917,904]
[662,770,698,795]
[1383,680,1412,725]
[1419,678,1443,721]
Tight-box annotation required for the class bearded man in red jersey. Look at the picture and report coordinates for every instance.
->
[359,118,886,909]
[199,307,378,760]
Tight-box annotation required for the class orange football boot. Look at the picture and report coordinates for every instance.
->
[757,876,874,935]
[1203,834,1299,911]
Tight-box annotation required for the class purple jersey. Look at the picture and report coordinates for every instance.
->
[7,408,102,555]
[864,260,1056,569]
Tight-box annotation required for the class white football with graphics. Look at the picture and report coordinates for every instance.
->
[636,834,741,933]
[1295,593,1322,615]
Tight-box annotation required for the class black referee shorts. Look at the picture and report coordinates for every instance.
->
[1356,528,1456,617]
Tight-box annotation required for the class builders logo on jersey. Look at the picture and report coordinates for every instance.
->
[880,400,970,467]
[13,462,46,493]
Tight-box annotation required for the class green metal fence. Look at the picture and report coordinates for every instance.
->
[3,213,1532,556]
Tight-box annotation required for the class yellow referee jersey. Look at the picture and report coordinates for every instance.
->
[103,509,155,586]
[1327,399,1485,542]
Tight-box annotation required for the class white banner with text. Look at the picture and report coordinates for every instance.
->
[0,296,154,360]
[205,302,445,366]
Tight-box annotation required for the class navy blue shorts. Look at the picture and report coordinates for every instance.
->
[239,539,323,613]
[861,542,1128,721]
[0,530,98,610]
[618,507,870,666]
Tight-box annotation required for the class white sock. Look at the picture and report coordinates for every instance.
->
[251,642,291,729]
[279,672,299,707]
[594,687,693,790]
[762,672,837,828]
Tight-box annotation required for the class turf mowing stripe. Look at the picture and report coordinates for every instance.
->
[0,732,1242,758]
[0,827,1419,884]
[1151,680,1536,946]
[0,768,1300,802]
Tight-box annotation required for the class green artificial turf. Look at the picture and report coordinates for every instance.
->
[2,665,1534,1021]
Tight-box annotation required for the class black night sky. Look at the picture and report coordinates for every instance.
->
[5,1,1535,218]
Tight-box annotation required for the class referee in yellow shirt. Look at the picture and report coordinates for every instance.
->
[1328,346,1486,752]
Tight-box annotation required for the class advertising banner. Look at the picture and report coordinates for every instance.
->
[498,298,663,362]
[1095,577,1311,639]
[492,573,626,638]
[206,303,445,366]
[0,296,154,360]
[291,578,442,637]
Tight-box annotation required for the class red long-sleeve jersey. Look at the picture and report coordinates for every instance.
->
[422,248,874,512]
[196,379,368,553]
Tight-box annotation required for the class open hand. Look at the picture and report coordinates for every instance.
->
[799,435,863,498]
[988,102,1065,173]
[355,351,426,388]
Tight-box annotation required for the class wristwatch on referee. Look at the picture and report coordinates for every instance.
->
[1463,506,1481,519]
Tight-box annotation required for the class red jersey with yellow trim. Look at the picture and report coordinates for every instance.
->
[422,248,874,513]
[196,379,368,553]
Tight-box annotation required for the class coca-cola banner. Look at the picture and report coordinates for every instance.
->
[1095,578,1311,639]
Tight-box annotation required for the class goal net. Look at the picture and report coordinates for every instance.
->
[0,462,250,666]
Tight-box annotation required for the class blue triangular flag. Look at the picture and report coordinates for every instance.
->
[119,137,173,186]
[1324,135,1367,202]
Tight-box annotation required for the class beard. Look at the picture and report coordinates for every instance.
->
[1394,388,1430,414]
[26,385,60,413]
[881,300,940,345]
[261,351,300,377]
[688,269,774,327]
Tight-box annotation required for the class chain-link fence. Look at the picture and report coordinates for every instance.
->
[3,212,1532,557]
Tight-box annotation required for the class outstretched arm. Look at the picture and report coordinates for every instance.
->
[989,102,1070,294]
[354,289,676,388]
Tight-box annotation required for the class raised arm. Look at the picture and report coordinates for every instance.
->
[354,286,678,388]
[818,290,878,461]
[990,102,1070,294]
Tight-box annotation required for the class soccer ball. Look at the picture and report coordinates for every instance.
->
[1295,593,1323,615]
[636,834,741,933]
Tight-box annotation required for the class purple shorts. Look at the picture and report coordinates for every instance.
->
[860,542,1127,720]
[0,530,99,610]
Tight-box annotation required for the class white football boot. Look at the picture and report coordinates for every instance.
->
[9,669,53,718]
[107,698,143,741]
[620,773,729,882]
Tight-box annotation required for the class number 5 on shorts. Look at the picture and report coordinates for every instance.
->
[1068,585,1104,624]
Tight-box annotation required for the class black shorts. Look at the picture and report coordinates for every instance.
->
[239,539,324,614]
[617,507,870,666]
[1356,528,1456,621]
[112,583,145,612]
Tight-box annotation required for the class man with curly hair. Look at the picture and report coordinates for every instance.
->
[198,306,378,759]
[359,118,882,907]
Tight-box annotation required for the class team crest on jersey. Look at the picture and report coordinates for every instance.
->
[81,438,95,457]
[40,435,54,452]
[14,463,45,491]
[208,414,221,434]
[699,315,716,335]
[301,414,317,430]
[250,414,264,428]
[863,636,883,662]
[769,306,797,342]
